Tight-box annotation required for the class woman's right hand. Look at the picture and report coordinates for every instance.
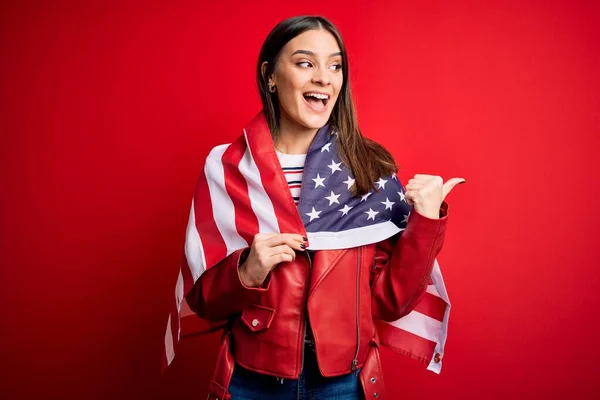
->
[239,233,307,287]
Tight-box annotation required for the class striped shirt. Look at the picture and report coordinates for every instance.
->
[275,150,307,206]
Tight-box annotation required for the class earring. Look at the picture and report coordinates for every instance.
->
[268,84,276,93]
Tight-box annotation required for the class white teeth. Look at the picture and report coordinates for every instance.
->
[305,92,329,100]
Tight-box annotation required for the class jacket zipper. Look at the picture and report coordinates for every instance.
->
[300,250,312,370]
[296,250,312,399]
[351,246,361,371]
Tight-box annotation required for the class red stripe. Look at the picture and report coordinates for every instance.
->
[375,320,437,365]
[193,153,227,271]
[244,112,305,236]
[160,348,168,375]
[413,292,447,323]
[284,169,303,174]
[222,136,259,246]
[180,314,212,336]
[288,184,301,189]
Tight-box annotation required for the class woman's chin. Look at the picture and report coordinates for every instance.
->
[281,107,332,131]
[296,113,331,130]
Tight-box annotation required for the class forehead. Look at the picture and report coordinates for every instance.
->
[282,29,341,56]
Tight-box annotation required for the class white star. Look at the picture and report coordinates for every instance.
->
[325,191,341,206]
[398,191,406,202]
[376,177,388,190]
[339,204,353,216]
[321,143,332,152]
[381,197,395,210]
[365,208,379,221]
[328,160,342,174]
[343,176,355,190]
[391,172,398,180]
[306,207,322,222]
[312,173,326,188]
[402,212,410,224]
[360,192,372,202]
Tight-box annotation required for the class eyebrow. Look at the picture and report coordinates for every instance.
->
[291,49,343,58]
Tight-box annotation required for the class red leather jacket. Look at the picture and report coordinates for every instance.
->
[186,201,449,399]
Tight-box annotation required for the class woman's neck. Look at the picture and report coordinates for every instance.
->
[274,112,318,155]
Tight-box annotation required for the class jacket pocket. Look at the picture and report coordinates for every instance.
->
[240,304,275,333]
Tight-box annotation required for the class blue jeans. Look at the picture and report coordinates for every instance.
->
[228,343,363,400]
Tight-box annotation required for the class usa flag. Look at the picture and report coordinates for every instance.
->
[163,112,451,375]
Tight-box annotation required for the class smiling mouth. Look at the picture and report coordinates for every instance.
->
[303,92,330,109]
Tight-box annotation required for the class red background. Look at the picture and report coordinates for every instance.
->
[2,1,599,399]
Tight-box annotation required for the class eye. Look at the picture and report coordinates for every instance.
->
[297,61,312,68]
[330,64,343,71]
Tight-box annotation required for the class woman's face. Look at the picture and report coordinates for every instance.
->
[268,29,344,131]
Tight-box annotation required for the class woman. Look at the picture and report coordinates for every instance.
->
[183,15,464,400]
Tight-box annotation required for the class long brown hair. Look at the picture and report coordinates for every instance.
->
[257,15,397,197]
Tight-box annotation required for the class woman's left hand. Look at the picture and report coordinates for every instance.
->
[405,174,466,219]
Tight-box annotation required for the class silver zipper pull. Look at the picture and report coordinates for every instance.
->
[351,359,358,371]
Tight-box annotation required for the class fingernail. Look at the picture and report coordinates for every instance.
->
[300,243,306,249]
[459,180,466,184]
[303,236,308,242]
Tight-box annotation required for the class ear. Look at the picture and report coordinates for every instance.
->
[261,61,275,85]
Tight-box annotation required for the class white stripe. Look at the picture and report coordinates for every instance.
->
[240,130,280,233]
[289,187,301,199]
[426,259,451,374]
[387,310,442,343]
[175,270,184,308]
[164,314,175,365]
[283,172,303,182]
[205,144,248,254]
[175,270,184,342]
[306,220,404,250]
[185,199,206,281]
[431,259,451,305]
[426,284,441,297]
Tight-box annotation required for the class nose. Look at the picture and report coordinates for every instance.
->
[311,66,331,86]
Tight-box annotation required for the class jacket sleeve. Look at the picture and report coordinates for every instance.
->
[370,201,449,322]
[185,247,271,322]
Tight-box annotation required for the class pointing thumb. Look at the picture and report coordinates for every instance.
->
[442,177,466,200]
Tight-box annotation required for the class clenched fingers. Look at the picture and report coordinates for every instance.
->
[269,244,297,260]
[264,233,306,251]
